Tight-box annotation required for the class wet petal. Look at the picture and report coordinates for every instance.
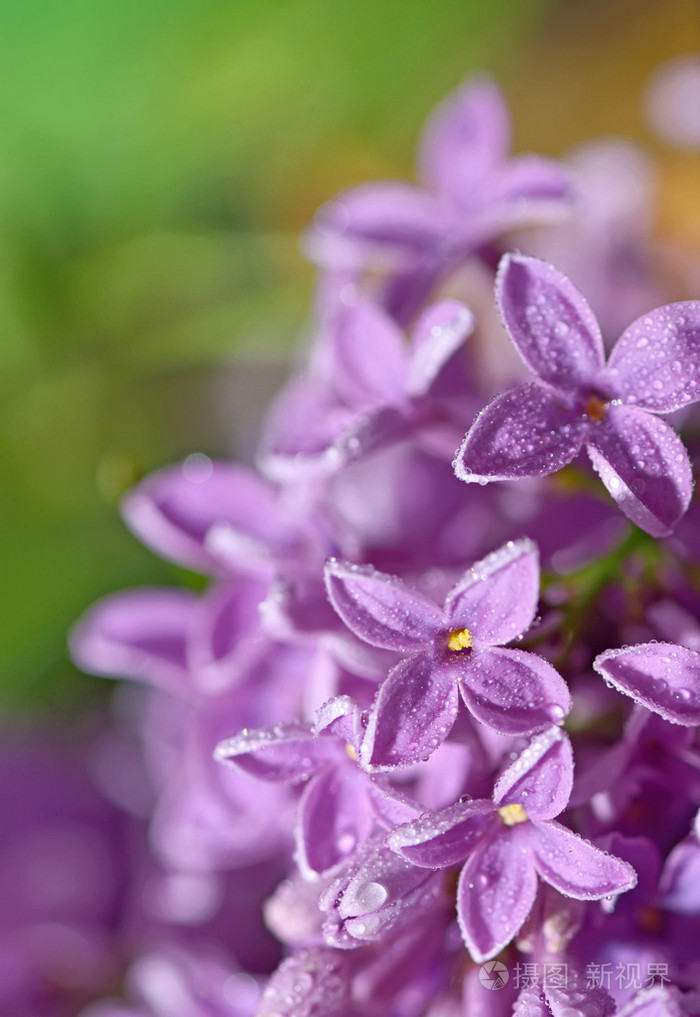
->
[444,538,540,644]
[457,828,537,961]
[69,588,197,697]
[496,254,604,390]
[586,405,693,536]
[296,764,374,877]
[606,302,700,412]
[256,948,350,1017]
[406,300,475,397]
[458,646,571,734]
[593,641,700,725]
[418,77,511,203]
[324,559,444,652]
[455,383,586,483]
[214,722,336,783]
[360,654,458,770]
[493,727,574,821]
[530,821,637,900]
[388,799,495,868]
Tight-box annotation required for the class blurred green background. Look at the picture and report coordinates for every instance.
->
[0,0,695,714]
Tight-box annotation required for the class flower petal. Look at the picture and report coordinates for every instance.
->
[481,155,573,209]
[121,461,279,574]
[304,182,453,271]
[496,254,605,390]
[454,383,586,483]
[586,405,693,536]
[593,641,700,724]
[296,765,374,877]
[444,538,540,645]
[418,77,511,204]
[458,646,571,734]
[493,727,574,821]
[388,800,495,868]
[330,301,407,407]
[606,302,700,413]
[360,654,458,771]
[69,588,197,697]
[530,820,637,900]
[324,559,444,652]
[406,300,475,397]
[214,722,336,783]
[457,828,537,961]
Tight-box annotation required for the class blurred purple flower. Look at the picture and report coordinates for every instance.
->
[456,253,700,535]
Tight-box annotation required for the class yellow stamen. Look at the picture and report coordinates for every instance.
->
[447,627,472,652]
[498,803,528,826]
[345,743,358,761]
[585,394,608,422]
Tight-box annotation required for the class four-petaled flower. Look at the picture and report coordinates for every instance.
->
[455,253,700,536]
[388,727,637,961]
[325,538,571,769]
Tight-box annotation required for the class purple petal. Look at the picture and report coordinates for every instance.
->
[69,588,196,697]
[458,646,571,734]
[457,827,537,961]
[593,641,700,724]
[256,948,351,1017]
[405,300,475,397]
[444,538,540,645]
[187,580,267,694]
[121,461,279,573]
[305,182,453,270]
[586,405,693,536]
[455,383,587,483]
[324,559,444,652]
[313,694,365,748]
[339,865,440,945]
[388,800,495,868]
[617,987,685,1017]
[493,727,574,821]
[659,836,700,914]
[296,764,374,876]
[530,820,638,899]
[418,77,511,204]
[214,722,336,783]
[360,654,458,770]
[330,301,407,406]
[480,155,573,209]
[606,302,700,412]
[496,254,604,390]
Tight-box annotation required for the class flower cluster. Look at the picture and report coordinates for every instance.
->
[69,77,700,1017]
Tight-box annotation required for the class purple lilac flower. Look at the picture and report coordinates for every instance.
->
[214,695,417,878]
[305,78,571,323]
[259,298,477,479]
[325,538,571,769]
[455,253,700,535]
[388,727,637,961]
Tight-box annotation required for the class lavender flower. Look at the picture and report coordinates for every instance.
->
[325,538,571,768]
[388,728,637,961]
[455,253,700,535]
[305,78,571,323]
